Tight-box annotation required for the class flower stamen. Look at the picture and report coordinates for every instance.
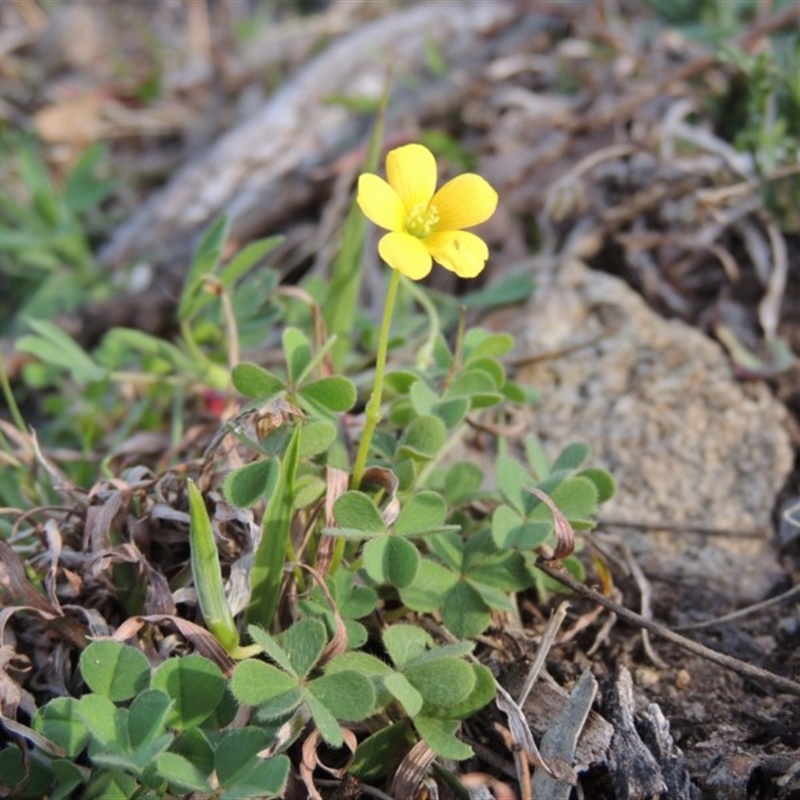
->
[405,203,439,239]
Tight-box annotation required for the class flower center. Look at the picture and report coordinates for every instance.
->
[405,203,439,239]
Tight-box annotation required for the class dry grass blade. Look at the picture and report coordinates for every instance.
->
[516,601,570,709]
[0,714,66,758]
[391,739,437,800]
[315,466,349,577]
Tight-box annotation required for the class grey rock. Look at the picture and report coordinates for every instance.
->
[511,257,793,602]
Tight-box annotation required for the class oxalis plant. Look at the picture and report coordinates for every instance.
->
[4,142,615,798]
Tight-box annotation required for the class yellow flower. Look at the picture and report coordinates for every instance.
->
[357,143,498,280]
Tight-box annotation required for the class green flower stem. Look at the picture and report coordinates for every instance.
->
[399,274,440,370]
[351,266,401,488]
[0,343,27,443]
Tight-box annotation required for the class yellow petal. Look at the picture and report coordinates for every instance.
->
[432,174,498,231]
[378,231,433,280]
[425,231,489,279]
[357,173,405,231]
[386,144,437,212]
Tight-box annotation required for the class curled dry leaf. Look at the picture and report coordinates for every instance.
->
[525,486,575,560]
[361,466,400,525]
[112,614,235,674]
[300,727,358,800]
[0,545,87,649]
[0,644,36,720]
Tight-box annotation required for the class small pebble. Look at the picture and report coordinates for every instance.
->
[635,666,660,688]
[675,669,691,690]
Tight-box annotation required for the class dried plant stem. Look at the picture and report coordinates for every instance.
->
[675,583,800,632]
[599,517,768,538]
[535,559,800,698]
[516,601,570,708]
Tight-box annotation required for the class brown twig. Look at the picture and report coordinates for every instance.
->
[598,516,769,539]
[675,582,800,632]
[535,558,800,698]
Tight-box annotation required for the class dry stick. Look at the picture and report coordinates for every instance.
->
[598,516,768,539]
[618,540,667,669]
[675,582,800,632]
[535,559,800,698]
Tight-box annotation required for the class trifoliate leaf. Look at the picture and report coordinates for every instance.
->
[230,660,298,707]
[441,582,491,639]
[444,463,484,505]
[79,641,150,702]
[349,722,416,780]
[463,329,516,361]
[384,672,423,717]
[363,536,419,588]
[409,380,440,416]
[156,752,212,793]
[491,503,551,549]
[223,459,279,508]
[332,491,386,535]
[445,369,496,399]
[299,376,356,414]
[298,420,338,458]
[385,370,420,394]
[435,397,470,428]
[151,655,226,729]
[464,357,505,388]
[551,442,591,472]
[128,689,171,749]
[529,476,598,527]
[578,467,616,502]
[232,362,285,400]
[282,327,311,386]
[426,530,464,571]
[525,435,551,479]
[393,491,448,537]
[399,559,458,613]
[397,414,446,461]
[495,454,531,515]
[279,617,327,679]
[445,664,497,719]
[308,670,375,721]
[246,625,295,675]
[33,698,88,758]
[383,624,433,669]
[413,716,472,760]
[303,688,342,747]
[405,657,476,709]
